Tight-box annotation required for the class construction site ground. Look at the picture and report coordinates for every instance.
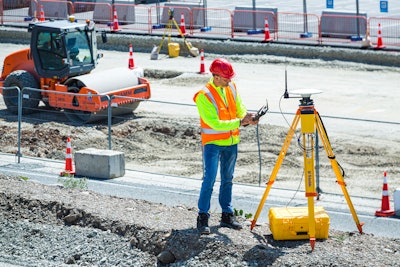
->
[0,41,400,266]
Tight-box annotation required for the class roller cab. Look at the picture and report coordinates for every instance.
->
[29,19,99,79]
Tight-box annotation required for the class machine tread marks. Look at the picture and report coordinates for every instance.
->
[3,70,41,114]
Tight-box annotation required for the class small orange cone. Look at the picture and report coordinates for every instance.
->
[39,5,45,22]
[199,49,206,74]
[180,12,187,35]
[60,137,75,176]
[262,17,272,43]
[128,43,135,69]
[111,7,121,32]
[374,23,385,50]
[375,171,395,217]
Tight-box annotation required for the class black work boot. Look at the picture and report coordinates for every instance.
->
[220,212,243,230]
[197,213,210,235]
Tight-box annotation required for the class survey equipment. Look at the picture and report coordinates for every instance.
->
[151,8,199,60]
[250,87,363,250]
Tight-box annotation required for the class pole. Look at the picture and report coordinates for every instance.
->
[303,0,308,33]
[300,0,311,38]
[108,96,112,150]
[252,0,256,30]
[203,0,208,28]
[356,0,360,38]
[17,87,22,163]
[156,0,160,25]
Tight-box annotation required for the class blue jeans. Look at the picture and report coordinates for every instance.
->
[198,144,238,215]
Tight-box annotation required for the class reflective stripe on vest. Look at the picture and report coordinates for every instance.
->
[202,83,237,117]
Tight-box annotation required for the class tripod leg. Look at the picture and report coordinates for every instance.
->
[250,112,301,230]
[303,133,317,250]
[172,18,198,56]
[168,19,172,44]
[157,24,169,54]
[315,112,364,234]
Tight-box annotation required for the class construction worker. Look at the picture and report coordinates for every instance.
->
[193,58,259,235]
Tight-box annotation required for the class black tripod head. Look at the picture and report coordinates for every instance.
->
[168,8,174,20]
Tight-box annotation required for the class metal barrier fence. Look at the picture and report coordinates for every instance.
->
[1,0,400,48]
[277,12,319,44]
[191,8,232,38]
[232,10,276,41]
[0,85,155,162]
[369,17,400,46]
[0,85,209,179]
[30,0,73,21]
[2,84,399,192]
[149,6,191,35]
[78,1,112,27]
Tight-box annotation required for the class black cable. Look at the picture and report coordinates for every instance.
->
[316,111,346,178]
[252,100,269,187]
[286,170,304,207]
[256,123,262,187]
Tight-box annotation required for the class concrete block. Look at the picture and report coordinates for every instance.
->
[94,0,135,25]
[115,4,136,25]
[29,1,69,19]
[93,0,113,24]
[321,10,367,38]
[233,6,277,32]
[75,148,125,179]
[161,2,204,28]
[395,188,400,216]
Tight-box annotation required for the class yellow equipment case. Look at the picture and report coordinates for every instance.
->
[168,42,180,58]
[268,206,330,240]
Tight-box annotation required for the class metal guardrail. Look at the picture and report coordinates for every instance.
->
[0,86,151,157]
[1,84,399,165]
[1,0,400,49]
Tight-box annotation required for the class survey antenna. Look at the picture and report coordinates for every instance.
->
[251,69,364,250]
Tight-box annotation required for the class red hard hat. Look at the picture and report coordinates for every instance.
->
[209,58,235,79]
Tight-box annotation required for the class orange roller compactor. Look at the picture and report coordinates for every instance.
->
[0,19,151,124]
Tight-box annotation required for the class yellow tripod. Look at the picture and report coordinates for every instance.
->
[250,89,364,250]
[155,8,198,57]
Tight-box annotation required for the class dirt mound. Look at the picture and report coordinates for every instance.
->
[1,174,399,266]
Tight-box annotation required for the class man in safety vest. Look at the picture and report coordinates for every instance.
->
[193,58,259,235]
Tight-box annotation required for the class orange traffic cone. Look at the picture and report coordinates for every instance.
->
[199,49,206,74]
[262,17,272,43]
[111,7,121,32]
[39,5,45,22]
[180,12,187,35]
[374,23,385,50]
[60,137,75,176]
[375,171,395,217]
[128,43,135,69]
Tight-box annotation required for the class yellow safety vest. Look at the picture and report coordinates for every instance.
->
[193,82,239,145]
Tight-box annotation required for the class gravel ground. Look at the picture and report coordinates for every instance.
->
[1,174,400,267]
